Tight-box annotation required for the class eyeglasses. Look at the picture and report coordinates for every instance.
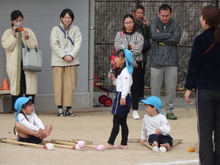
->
[124,22,134,25]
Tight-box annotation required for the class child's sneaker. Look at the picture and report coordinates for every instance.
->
[152,146,159,152]
[132,111,140,120]
[65,109,75,117]
[159,146,167,153]
[57,108,64,117]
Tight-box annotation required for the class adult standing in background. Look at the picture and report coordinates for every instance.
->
[150,4,181,120]
[1,10,38,112]
[50,8,82,117]
[132,5,151,101]
[185,6,220,165]
[114,14,144,120]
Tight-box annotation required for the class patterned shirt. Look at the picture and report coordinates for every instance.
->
[114,31,144,61]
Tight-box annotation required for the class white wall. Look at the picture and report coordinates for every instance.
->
[0,0,90,111]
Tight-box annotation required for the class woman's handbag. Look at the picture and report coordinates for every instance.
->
[22,47,42,72]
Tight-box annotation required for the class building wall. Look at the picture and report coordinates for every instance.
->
[0,0,90,112]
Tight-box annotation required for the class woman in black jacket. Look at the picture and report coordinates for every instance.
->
[184,5,220,165]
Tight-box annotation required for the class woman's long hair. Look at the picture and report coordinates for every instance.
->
[201,5,220,43]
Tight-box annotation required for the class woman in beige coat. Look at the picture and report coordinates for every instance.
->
[50,8,82,117]
[1,10,38,112]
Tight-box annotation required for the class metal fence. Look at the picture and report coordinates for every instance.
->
[94,0,218,95]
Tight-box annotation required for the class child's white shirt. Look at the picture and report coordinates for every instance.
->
[113,67,133,98]
[141,113,171,140]
[18,112,45,132]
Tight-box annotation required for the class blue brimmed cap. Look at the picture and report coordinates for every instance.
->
[123,49,134,74]
[141,96,163,114]
[14,96,32,122]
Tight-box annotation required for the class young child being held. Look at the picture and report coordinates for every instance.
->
[105,49,133,149]
[14,96,52,144]
[140,96,173,152]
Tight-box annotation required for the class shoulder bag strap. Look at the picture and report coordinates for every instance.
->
[21,111,30,121]
[58,25,74,45]
[203,41,216,54]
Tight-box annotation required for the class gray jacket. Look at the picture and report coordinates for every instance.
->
[150,17,181,68]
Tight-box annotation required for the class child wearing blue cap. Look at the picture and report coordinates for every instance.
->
[14,96,52,144]
[105,49,133,149]
[140,96,173,152]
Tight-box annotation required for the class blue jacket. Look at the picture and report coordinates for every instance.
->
[184,27,220,91]
[150,17,181,68]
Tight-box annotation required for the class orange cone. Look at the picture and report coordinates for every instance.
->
[1,78,10,90]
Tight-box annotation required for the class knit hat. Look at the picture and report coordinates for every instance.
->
[141,96,163,114]
[123,49,134,74]
[14,96,32,122]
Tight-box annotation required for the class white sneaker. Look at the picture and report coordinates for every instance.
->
[132,111,140,120]
[159,146,167,153]
[152,146,159,152]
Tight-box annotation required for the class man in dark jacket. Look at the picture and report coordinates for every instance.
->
[132,5,151,120]
[150,4,181,120]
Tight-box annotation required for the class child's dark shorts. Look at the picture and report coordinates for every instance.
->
[148,134,173,147]
[18,135,42,144]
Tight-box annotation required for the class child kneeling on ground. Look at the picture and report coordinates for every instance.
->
[140,96,173,152]
[14,96,52,144]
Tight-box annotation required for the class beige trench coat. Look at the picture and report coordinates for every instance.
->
[1,27,38,95]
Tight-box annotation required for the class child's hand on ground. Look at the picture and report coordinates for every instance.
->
[140,140,146,145]
[155,128,161,135]
[120,98,126,106]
